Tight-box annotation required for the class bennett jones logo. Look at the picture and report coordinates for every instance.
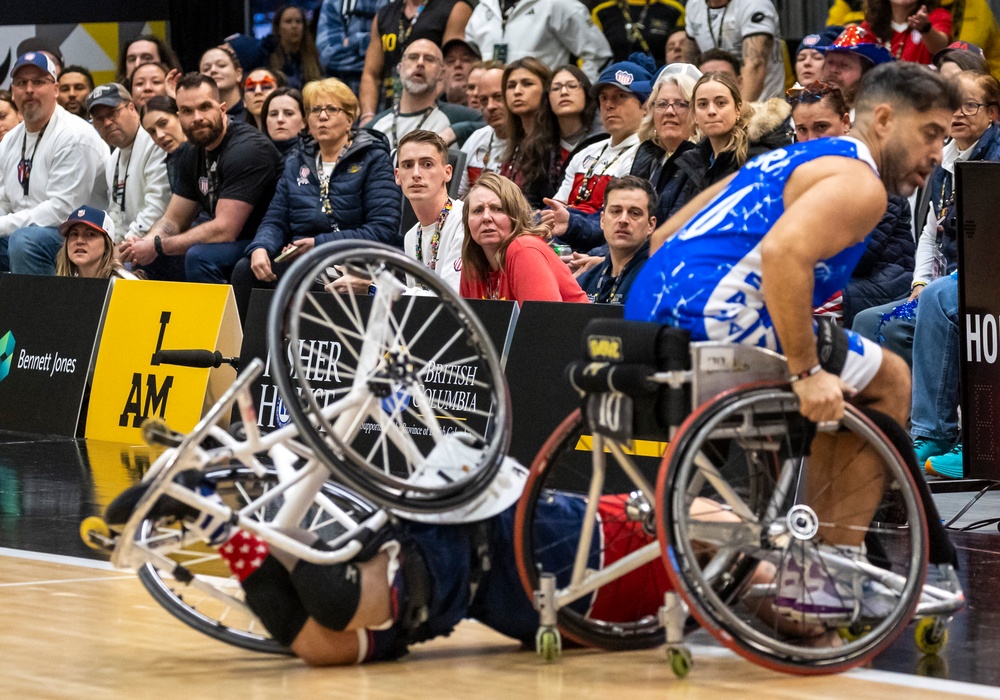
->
[0,331,13,382]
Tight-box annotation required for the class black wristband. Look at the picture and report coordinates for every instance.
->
[153,235,164,256]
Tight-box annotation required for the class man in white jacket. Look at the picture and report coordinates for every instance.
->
[464,0,612,81]
[0,52,108,275]
[86,83,171,249]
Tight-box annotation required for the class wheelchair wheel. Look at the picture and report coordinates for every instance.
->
[514,409,670,651]
[136,466,376,654]
[656,384,928,675]
[267,241,510,514]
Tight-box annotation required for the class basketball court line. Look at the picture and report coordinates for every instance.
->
[3,546,996,697]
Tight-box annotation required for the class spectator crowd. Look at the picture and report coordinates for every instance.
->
[2,0,1000,480]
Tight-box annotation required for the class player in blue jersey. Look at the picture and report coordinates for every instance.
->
[626,61,959,619]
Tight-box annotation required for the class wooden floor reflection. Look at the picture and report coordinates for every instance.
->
[0,554,991,700]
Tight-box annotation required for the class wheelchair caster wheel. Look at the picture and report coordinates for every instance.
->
[80,516,114,552]
[915,616,948,655]
[536,627,562,662]
[667,646,692,678]
[838,622,871,643]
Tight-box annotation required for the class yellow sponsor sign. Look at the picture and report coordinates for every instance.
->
[85,280,241,443]
[575,435,669,458]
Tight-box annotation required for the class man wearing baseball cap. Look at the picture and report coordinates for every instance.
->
[542,56,652,252]
[0,52,107,276]
[86,83,170,248]
[820,26,894,111]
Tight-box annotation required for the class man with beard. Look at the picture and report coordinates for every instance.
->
[0,53,107,275]
[458,61,506,196]
[369,39,482,150]
[86,83,170,246]
[820,26,893,119]
[121,73,280,283]
[57,66,94,120]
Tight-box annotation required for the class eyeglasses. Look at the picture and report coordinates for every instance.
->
[786,81,837,105]
[245,78,277,92]
[309,104,345,118]
[653,99,691,113]
[91,104,127,125]
[550,81,582,93]
[959,100,987,116]
[402,52,441,65]
[12,77,54,89]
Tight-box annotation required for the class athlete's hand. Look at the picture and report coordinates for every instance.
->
[791,369,845,423]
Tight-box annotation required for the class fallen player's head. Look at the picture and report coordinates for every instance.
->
[854,62,960,197]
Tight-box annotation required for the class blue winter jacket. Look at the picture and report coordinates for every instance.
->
[316,0,388,80]
[245,129,402,258]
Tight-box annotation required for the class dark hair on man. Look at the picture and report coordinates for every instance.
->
[604,175,658,219]
[697,48,742,76]
[856,61,960,115]
[397,129,450,162]
[116,34,182,82]
[936,50,990,74]
[175,71,220,100]
[59,65,95,91]
[141,94,179,119]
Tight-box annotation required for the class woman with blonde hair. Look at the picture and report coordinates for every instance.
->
[631,63,701,223]
[460,172,587,304]
[231,77,401,323]
[659,71,793,218]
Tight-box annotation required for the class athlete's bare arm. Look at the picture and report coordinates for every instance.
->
[650,175,735,254]
[760,157,887,422]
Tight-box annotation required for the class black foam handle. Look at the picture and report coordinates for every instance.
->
[567,361,657,396]
[154,349,225,368]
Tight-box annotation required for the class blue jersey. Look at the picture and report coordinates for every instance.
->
[625,137,878,350]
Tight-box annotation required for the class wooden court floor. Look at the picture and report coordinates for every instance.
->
[1,551,994,700]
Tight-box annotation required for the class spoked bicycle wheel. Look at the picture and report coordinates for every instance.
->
[136,466,376,654]
[267,241,511,514]
[514,409,671,650]
[656,384,928,675]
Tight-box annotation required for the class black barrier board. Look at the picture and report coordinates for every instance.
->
[0,274,110,435]
[238,289,518,443]
[503,301,670,490]
[957,162,1000,480]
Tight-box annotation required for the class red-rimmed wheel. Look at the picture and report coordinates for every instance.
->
[656,384,927,675]
[514,408,671,651]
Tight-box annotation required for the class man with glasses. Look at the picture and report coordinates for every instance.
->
[87,83,170,250]
[369,38,482,150]
[0,52,107,275]
[121,73,281,283]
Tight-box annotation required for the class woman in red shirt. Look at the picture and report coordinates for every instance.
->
[862,0,951,64]
[459,172,588,304]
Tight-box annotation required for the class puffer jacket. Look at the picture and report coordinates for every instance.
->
[245,128,402,258]
[842,193,915,327]
[629,139,696,225]
[316,0,387,80]
[660,98,794,218]
[917,121,1000,278]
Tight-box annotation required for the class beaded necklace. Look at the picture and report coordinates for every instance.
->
[573,142,629,204]
[317,138,353,215]
[414,198,453,275]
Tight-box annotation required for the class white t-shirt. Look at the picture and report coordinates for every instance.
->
[458,125,506,197]
[685,0,786,100]
[371,107,452,150]
[403,197,465,292]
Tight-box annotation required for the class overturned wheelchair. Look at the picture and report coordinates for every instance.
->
[80,241,963,675]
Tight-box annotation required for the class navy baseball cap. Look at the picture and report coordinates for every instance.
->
[86,83,133,114]
[592,60,655,102]
[796,33,834,58]
[932,40,986,66]
[58,205,116,240]
[12,52,59,81]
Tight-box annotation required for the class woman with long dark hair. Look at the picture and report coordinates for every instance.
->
[498,58,561,210]
[862,0,951,64]
[265,5,323,90]
[549,64,600,165]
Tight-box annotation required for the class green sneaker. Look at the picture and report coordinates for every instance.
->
[913,437,953,466]
[926,444,964,479]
